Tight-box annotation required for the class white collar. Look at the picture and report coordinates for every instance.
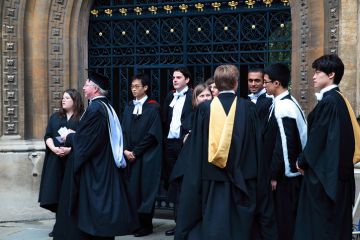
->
[315,84,338,101]
[133,95,148,104]
[248,88,266,97]
[274,90,289,102]
[219,90,235,94]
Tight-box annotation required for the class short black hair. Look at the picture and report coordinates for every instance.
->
[264,63,290,88]
[312,54,344,84]
[131,74,149,87]
[248,68,264,76]
[173,67,191,80]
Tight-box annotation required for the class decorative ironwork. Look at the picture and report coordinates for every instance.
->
[163,5,173,13]
[245,0,256,8]
[134,6,142,15]
[195,3,204,11]
[104,8,112,16]
[90,1,293,17]
[228,1,238,10]
[119,8,127,16]
[211,2,221,10]
[179,4,188,12]
[281,0,289,6]
[263,0,273,7]
[91,9,99,17]
[148,6,157,14]
[89,0,291,109]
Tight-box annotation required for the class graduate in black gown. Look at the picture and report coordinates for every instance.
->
[38,88,84,237]
[295,54,359,240]
[169,83,212,202]
[247,68,273,125]
[175,65,265,240]
[122,74,162,237]
[262,63,307,240]
[247,68,278,240]
[60,71,136,240]
[162,68,193,236]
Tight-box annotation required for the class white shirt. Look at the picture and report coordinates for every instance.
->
[168,86,188,139]
[248,88,266,104]
[132,95,148,115]
[315,84,338,101]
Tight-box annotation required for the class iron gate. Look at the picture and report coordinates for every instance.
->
[88,0,291,210]
[88,0,291,114]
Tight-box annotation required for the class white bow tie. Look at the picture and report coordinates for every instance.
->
[133,100,143,115]
[248,93,258,101]
[169,92,185,107]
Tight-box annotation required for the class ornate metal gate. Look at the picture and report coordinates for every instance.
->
[88,0,291,210]
[88,0,291,114]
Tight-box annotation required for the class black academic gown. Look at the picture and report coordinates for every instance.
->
[175,93,264,240]
[169,110,194,182]
[122,99,162,229]
[54,150,89,240]
[294,88,355,240]
[247,93,278,240]
[38,113,79,212]
[262,94,304,240]
[255,93,273,128]
[62,97,136,238]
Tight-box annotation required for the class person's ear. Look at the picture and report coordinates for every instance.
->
[328,72,335,80]
[144,85,148,92]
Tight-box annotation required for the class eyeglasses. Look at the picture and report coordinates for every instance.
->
[131,85,143,89]
[263,80,273,84]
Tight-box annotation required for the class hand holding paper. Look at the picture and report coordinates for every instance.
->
[57,127,75,143]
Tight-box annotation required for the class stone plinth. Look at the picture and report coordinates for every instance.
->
[0,139,52,222]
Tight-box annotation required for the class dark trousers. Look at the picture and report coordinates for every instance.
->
[163,139,183,191]
[164,139,183,221]
[274,176,302,240]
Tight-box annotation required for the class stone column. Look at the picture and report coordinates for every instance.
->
[1,0,26,139]
[23,0,51,139]
[338,0,360,116]
[290,0,326,115]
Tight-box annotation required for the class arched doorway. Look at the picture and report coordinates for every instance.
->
[88,0,291,115]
